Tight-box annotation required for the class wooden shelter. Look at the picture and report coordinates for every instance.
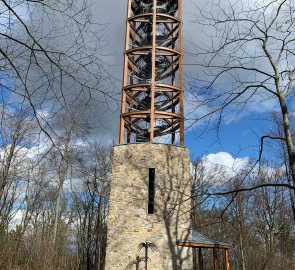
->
[177,230,230,270]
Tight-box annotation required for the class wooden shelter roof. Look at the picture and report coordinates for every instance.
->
[177,230,229,249]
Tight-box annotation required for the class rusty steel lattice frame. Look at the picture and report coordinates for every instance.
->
[119,0,184,146]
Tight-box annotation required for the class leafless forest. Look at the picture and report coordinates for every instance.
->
[189,0,295,269]
[0,0,295,270]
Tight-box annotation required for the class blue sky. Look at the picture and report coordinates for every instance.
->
[186,111,272,160]
[98,0,276,150]
[85,0,295,165]
[2,0,294,170]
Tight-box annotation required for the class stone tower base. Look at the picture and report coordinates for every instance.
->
[105,144,192,270]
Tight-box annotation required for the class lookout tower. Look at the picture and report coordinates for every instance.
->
[105,1,192,269]
[119,0,184,145]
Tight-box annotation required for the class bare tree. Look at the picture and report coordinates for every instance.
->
[0,108,34,233]
[75,143,111,270]
[0,0,114,146]
[190,0,295,182]
[191,160,295,270]
[49,113,78,246]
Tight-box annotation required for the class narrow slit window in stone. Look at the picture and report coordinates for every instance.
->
[148,168,155,214]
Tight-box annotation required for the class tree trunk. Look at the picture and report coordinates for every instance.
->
[278,95,295,183]
[53,136,70,246]
[239,233,246,270]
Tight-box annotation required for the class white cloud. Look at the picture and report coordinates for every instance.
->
[10,210,23,229]
[200,152,249,184]
[0,140,50,169]
[63,178,84,192]
[205,152,249,172]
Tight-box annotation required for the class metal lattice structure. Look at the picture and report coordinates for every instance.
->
[119,0,184,145]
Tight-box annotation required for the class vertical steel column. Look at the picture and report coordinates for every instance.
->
[150,0,157,143]
[171,16,176,145]
[178,0,185,146]
[127,20,136,143]
[119,0,132,144]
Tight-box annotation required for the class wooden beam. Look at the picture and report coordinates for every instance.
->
[177,242,230,249]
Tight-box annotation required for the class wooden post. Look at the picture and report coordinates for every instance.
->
[212,248,217,270]
[192,248,197,270]
[225,248,230,270]
[199,248,203,270]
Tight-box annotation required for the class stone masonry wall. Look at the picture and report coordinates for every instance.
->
[104,144,192,270]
